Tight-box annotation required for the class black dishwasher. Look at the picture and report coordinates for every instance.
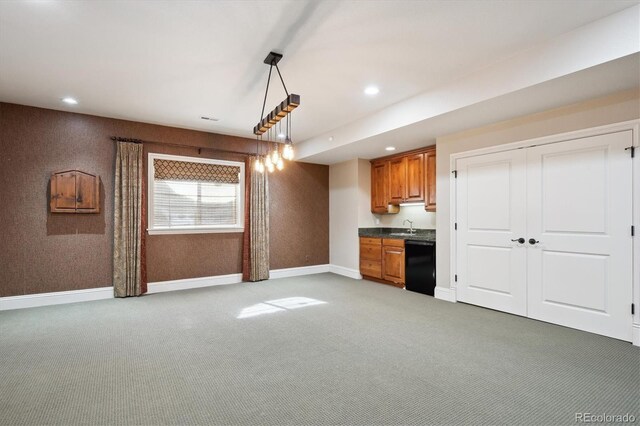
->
[405,240,436,296]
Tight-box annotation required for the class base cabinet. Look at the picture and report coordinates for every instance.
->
[382,239,405,284]
[359,237,404,287]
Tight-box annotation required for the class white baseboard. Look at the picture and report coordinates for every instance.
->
[269,264,330,279]
[147,273,243,294]
[148,265,333,294]
[0,264,351,311]
[0,286,113,311]
[434,286,457,303]
[328,265,362,280]
[633,324,640,347]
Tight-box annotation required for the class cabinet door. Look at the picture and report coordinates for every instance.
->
[76,172,99,213]
[51,171,77,212]
[405,153,424,202]
[388,157,406,204]
[424,149,436,211]
[371,161,389,213]
[383,245,405,284]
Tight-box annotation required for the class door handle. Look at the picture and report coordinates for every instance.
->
[528,238,540,245]
[511,238,525,244]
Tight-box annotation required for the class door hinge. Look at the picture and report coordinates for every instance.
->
[626,146,635,158]
[632,225,635,237]
[452,170,457,178]
[454,222,458,230]
[455,274,458,282]
[632,303,635,315]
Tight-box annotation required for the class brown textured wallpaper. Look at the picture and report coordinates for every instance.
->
[0,103,329,296]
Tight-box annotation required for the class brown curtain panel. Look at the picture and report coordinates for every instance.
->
[113,142,145,297]
[242,158,252,281]
[243,158,270,282]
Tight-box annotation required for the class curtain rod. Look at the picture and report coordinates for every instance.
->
[110,136,269,157]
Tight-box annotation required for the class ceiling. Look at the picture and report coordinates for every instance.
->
[1,0,639,163]
[302,54,640,164]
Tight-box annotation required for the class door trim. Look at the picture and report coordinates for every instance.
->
[449,119,639,345]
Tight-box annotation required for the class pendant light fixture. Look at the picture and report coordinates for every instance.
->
[253,51,300,173]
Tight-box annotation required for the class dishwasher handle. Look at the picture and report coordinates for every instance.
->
[405,240,435,247]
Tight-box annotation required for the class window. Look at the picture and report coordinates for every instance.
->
[148,153,244,234]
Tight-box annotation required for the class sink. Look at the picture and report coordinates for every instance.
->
[389,233,417,237]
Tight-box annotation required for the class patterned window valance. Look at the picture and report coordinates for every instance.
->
[153,159,240,184]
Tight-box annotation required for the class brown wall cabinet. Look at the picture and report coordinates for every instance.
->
[388,153,424,204]
[424,148,436,212]
[370,145,436,213]
[405,153,425,202]
[371,160,400,215]
[388,157,406,204]
[50,170,100,213]
[371,161,389,214]
[359,237,404,287]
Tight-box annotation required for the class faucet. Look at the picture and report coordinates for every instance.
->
[403,219,415,235]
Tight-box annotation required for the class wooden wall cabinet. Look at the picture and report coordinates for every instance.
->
[371,161,389,214]
[370,145,436,213]
[405,153,424,202]
[424,148,436,212]
[359,237,404,288]
[50,170,100,213]
[388,157,406,204]
[371,160,399,214]
[387,154,424,204]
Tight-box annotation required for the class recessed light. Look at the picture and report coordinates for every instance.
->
[364,86,379,96]
[328,136,334,141]
[200,116,219,122]
[385,146,396,151]
[277,133,285,139]
[62,97,78,105]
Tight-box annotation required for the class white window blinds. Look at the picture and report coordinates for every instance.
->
[149,155,244,233]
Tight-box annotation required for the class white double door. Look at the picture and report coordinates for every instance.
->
[455,131,633,341]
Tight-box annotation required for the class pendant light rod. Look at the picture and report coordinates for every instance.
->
[274,63,289,97]
[259,63,274,126]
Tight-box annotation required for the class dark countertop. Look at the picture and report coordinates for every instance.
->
[358,227,436,242]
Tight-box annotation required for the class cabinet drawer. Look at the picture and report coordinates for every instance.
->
[360,237,381,246]
[360,260,382,278]
[383,238,405,247]
[360,244,382,261]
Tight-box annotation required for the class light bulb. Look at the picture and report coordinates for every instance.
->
[276,158,284,171]
[283,144,294,160]
[267,162,275,173]
[257,160,264,173]
[264,155,273,167]
[271,149,279,163]
[254,158,261,172]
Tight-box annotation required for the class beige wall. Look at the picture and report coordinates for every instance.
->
[435,89,640,290]
[329,159,360,270]
[370,206,436,229]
